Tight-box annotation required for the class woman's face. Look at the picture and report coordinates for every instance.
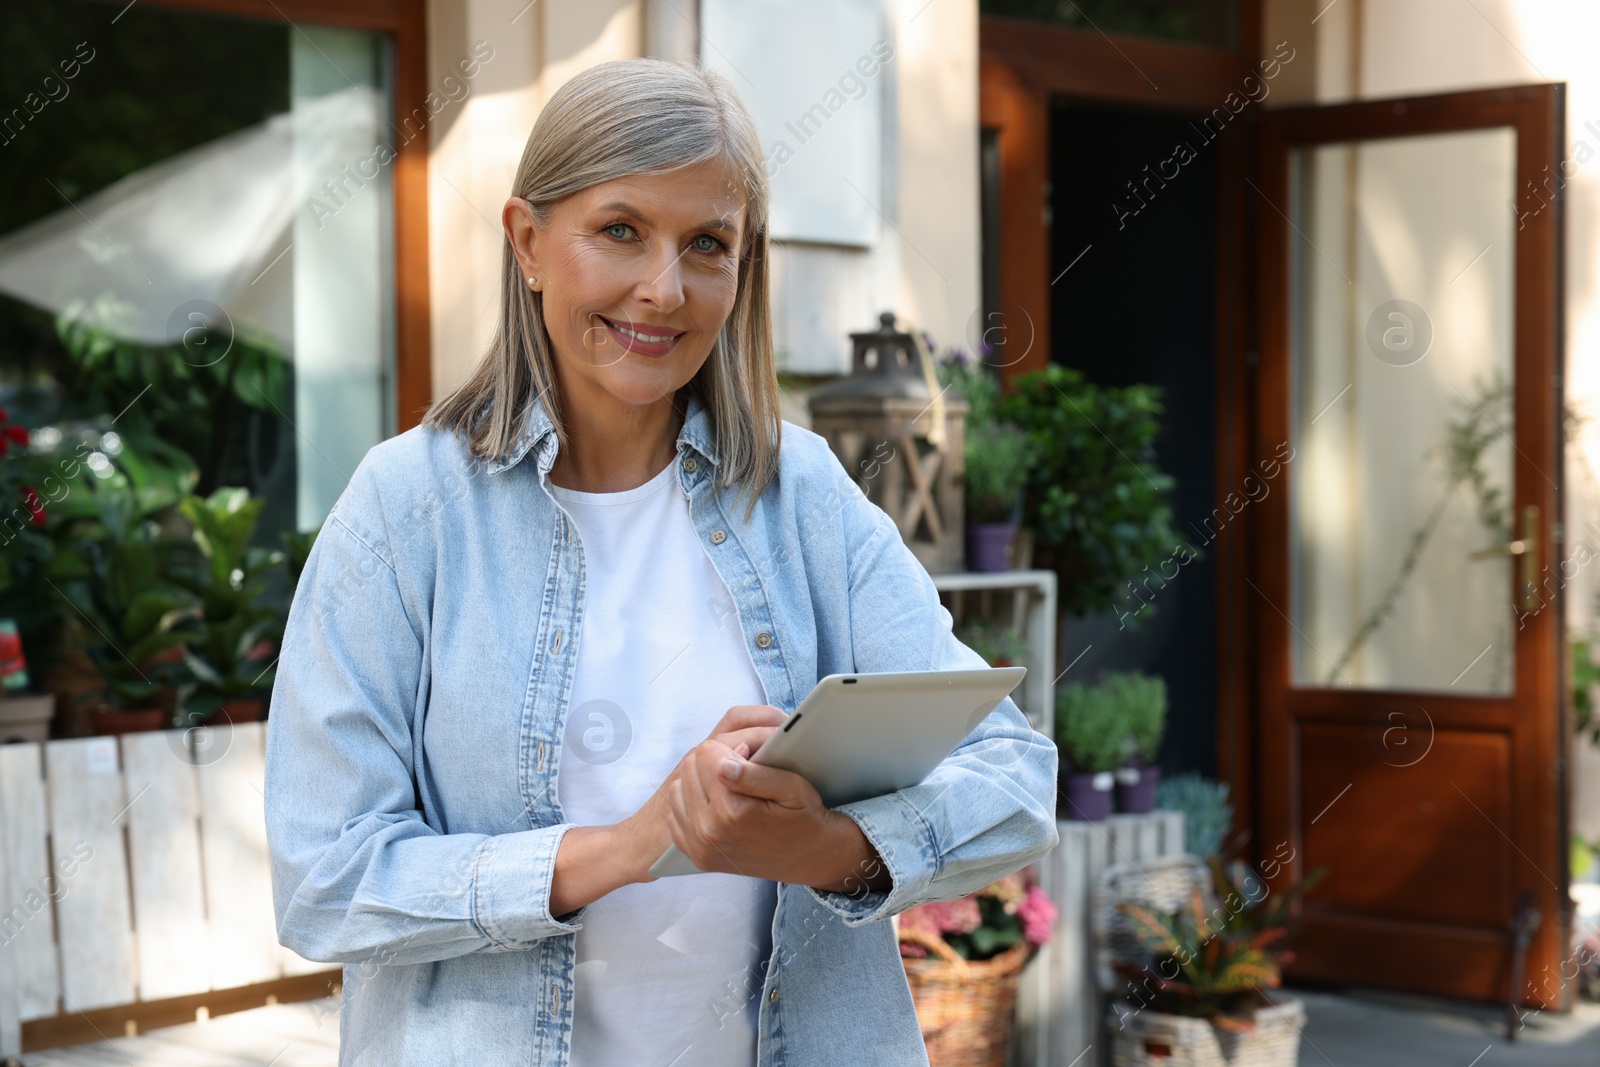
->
[506,157,747,412]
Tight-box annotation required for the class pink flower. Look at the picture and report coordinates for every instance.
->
[927,896,982,935]
[1017,886,1057,946]
[900,896,981,938]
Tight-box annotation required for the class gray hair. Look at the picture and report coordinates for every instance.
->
[423,57,780,523]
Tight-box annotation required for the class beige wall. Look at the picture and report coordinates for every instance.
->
[423,0,982,406]
[1263,0,1600,839]
[424,0,643,402]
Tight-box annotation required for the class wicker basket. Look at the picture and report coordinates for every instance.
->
[1093,854,1210,991]
[1107,996,1305,1067]
[902,934,1032,1067]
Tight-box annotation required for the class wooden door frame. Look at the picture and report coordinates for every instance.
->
[1251,82,1567,1004]
[978,7,1263,837]
[145,0,432,430]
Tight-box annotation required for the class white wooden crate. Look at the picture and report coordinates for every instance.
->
[0,723,333,1058]
[1014,811,1186,1067]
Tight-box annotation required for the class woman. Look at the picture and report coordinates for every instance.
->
[264,57,1058,1067]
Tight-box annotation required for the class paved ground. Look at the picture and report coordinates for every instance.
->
[16,988,1599,1065]
[1296,987,1600,1067]
[21,998,339,1066]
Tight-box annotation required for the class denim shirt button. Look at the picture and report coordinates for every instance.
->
[683,456,698,473]
[769,987,779,1003]
[755,631,773,649]
[551,629,564,654]
[710,529,727,544]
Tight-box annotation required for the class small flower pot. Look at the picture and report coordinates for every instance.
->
[0,693,54,744]
[212,697,265,724]
[92,708,170,737]
[1061,770,1114,821]
[1107,995,1304,1066]
[1115,764,1161,814]
[966,521,1017,572]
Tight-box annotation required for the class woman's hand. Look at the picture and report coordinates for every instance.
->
[661,727,891,894]
[612,704,788,883]
[554,706,786,916]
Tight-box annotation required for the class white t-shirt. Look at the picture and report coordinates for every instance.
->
[549,454,778,1067]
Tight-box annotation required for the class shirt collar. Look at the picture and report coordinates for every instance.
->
[485,390,721,476]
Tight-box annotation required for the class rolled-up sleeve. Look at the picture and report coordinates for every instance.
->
[264,470,584,966]
[805,465,1060,925]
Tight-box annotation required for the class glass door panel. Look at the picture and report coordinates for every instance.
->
[1288,128,1517,695]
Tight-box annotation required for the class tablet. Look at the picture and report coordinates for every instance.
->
[647,665,1027,878]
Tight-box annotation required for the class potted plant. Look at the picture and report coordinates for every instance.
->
[1056,678,1126,820]
[955,618,1028,668]
[1111,672,1166,813]
[1108,848,1327,1067]
[897,867,1058,1067]
[964,419,1031,572]
[995,364,1198,621]
[50,485,199,735]
[0,407,61,741]
[169,488,287,726]
[1155,774,1235,859]
[933,346,1034,572]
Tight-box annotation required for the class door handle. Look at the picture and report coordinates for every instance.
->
[1469,505,1541,613]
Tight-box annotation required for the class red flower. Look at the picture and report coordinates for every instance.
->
[1,425,26,447]
[22,486,46,527]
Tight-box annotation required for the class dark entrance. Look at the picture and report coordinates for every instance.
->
[1048,103,1219,778]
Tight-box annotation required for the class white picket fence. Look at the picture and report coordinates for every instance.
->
[0,723,335,1057]
[1014,811,1187,1067]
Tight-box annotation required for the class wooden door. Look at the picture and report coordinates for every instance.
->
[1252,84,1568,1005]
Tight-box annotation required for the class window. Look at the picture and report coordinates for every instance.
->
[0,0,398,541]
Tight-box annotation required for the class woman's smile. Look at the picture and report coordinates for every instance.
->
[595,314,686,358]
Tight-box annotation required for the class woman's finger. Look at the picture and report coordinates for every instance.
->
[716,758,815,810]
[707,704,787,739]
[712,724,779,756]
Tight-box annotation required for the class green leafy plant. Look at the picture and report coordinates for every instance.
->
[964,420,1031,523]
[934,348,1033,524]
[1108,670,1166,765]
[54,296,288,497]
[955,617,1028,666]
[1113,849,1327,1033]
[168,488,286,723]
[996,363,1198,620]
[1156,774,1235,859]
[49,485,199,712]
[1056,678,1130,773]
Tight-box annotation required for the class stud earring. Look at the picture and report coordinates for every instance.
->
[527,276,539,288]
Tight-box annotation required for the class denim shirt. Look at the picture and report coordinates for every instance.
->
[263,388,1060,1067]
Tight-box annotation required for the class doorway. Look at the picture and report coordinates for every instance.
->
[1049,103,1220,779]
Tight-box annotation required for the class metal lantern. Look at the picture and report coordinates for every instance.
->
[808,311,969,574]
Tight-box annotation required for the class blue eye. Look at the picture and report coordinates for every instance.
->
[693,233,727,253]
[605,223,632,240]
